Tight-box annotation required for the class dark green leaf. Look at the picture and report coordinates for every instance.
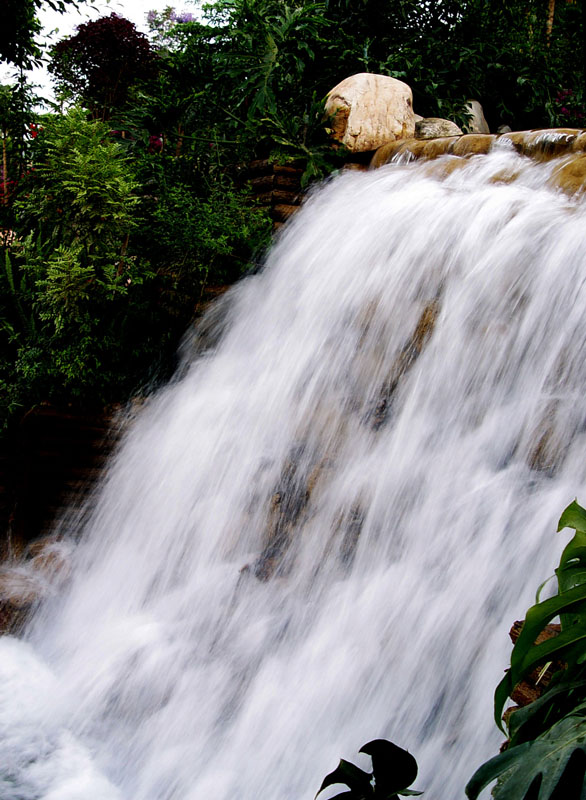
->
[558,501,586,535]
[468,701,586,799]
[315,758,372,798]
[325,794,356,800]
[495,582,586,729]
[359,740,418,795]
[508,678,586,746]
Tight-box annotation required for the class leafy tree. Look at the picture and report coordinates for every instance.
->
[49,13,158,119]
[0,107,154,420]
[0,0,80,68]
[0,79,37,222]
[141,1,346,179]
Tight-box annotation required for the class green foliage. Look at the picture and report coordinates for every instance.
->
[140,0,345,181]
[467,706,586,800]
[316,739,422,800]
[0,0,80,69]
[16,107,140,251]
[0,107,157,420]
[2,0,584,429]
[466,500,586,800]
[146,177,271,284]
[0,78,37,214]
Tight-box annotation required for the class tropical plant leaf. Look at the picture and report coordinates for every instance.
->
[315,758,372,798]
[507,677,586,747]
[557,501,586,536]
[495,582,586,729]
[494,502,586,730]
[359,739,418,795]
[467,700,586,799]
[556,502,586,631]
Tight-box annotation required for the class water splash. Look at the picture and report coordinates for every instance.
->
[3,149,586,799]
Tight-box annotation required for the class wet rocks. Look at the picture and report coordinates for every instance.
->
[499,128,580,160]
[252,450,326,581]
[451,134,495,156]
[371,126,586,200]
[548,153,586,196]
[0,569,39,634]
[367,299,440,430]
[337,502,365,568]
[0,537,73,634]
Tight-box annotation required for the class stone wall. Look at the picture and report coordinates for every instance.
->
[0,405,120,560]
[241,159,304,230]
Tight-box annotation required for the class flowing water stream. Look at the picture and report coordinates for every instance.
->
[3,145,586,799]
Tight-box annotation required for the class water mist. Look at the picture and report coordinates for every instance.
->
[2,145,586,799]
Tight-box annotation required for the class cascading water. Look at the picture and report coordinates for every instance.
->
[3,144,586,800]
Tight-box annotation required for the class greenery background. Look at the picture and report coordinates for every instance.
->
[1,0,584,429]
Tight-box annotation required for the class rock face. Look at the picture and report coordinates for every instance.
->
[464,100,490,133]
[325,73,415,152]
[549,154,586,196]
[0,537,73,634]
[415,117,463,139]
[371,128,586,169]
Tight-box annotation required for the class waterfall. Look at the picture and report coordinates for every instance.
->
[3,145,586,800]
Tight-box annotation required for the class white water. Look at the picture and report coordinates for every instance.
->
[3,147,586,799]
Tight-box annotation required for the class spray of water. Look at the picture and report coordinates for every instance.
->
[2,146,586,800]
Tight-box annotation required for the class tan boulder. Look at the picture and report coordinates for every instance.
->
[325,73,415,152]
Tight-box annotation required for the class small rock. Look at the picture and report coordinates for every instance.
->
[415,117,463,139]
[464,100,490,133]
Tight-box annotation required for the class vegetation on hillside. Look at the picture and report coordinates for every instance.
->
[0,0,584,426]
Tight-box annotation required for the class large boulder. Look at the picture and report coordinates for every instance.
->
[325,73,415,152]
[415,117,463,139]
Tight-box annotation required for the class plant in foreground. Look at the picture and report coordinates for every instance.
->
[316,738,422,800]
[467,500,586,800]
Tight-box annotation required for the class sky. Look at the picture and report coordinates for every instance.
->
[1,0,200,106]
